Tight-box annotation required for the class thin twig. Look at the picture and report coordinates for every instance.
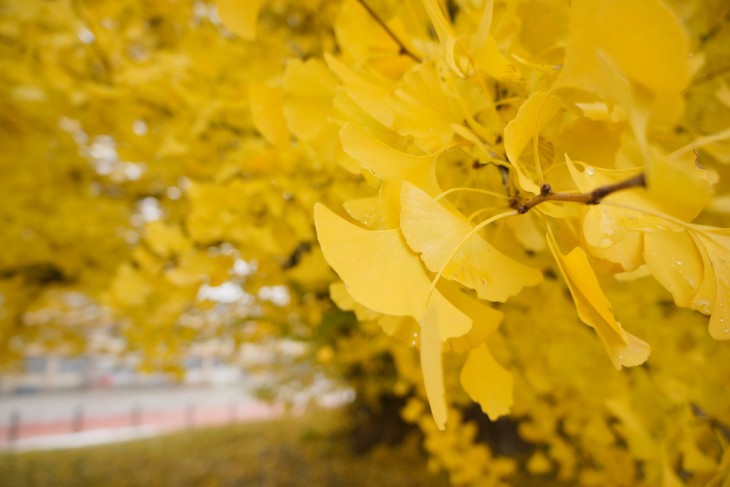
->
[354,0,421,62]
[690,64,730,89]
[71,0,114,84]
[516,173,646,214]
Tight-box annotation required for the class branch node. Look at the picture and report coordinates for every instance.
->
[516,172,646,214]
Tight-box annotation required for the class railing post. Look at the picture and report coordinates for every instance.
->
[8,410,20,445]
[73,405,84,433]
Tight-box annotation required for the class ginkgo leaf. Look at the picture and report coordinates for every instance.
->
[315,203,427,317]
[689,229,730,340]
[557,0,689,95]
[460,343,513,419]
[389,62,464,152]
[556,117,621,168]
[554,0,689,164]
[421,0,472,77]
[400,182,542,302]
[605,398,659,460]
[325,54,395,128]
[440,282,503,353]
[334,0,406,63]
[145,221,191,258]
[585,230,643,272]
[644,231,703,309]
[547,230,650,369]
[284,246,336,289]
[467,3,523,85]
[471,37,521,83]
[646,152,717,222]
[503,91,561,194]
[471,0,494,50]
[249,82,289,147]
[282,58,336,141]
[565,158,683,248]
[504,212,546,253]
[342,196,382,229]
[314,203,471,341]
[216,0,263,41]
[339,123,440,195]
[378,315,421,344]
[329,281,381,322]
[421,301,447,430]
[109,263,152,307]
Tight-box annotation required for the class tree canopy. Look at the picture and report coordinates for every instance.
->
[2,0,730,485]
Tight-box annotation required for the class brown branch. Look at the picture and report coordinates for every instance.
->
[516,173,646,215]
[354,0,421,62]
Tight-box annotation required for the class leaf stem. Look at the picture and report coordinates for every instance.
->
[516,173,647,215]
[426,209,517,300]
[435,187,509,202]
[354,0,421,62]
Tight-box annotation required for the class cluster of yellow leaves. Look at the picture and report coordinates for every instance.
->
[301,0,730,431]
[218,0,730,484]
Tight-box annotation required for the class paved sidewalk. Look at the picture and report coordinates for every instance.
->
[0,386,284,452]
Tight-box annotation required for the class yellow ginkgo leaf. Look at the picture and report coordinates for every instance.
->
[216,0,263,41]
[565,158,682,249]
[333,0,406,63]
[605,398,659,460]
[420,0,472,77]
[249,82,289,147]
[389,62,464,152]
[326,54,395,128]
[558,0,689,95]
[167,252,232,288]
[584,230,643,272]
[400,182,542,302]
[646,152,717,222]
[109,263,152,307]
[644,231,703,309]
[339,123,440,195]
[503,91,561,194]
[282,59,336,141]
[145,221,190,258]
[471,37,521,83]
[329,281,381,322]
[420,301,447,430]
[284,246,336,290]
[377,183,405,230]
[440,282,503,353]
[690,229,730,340]
[342,196,382,229]
[460,343,513,419]
[555,0,688,163]
[547,230,650,369]
[556,117,621,168]
[378,315,420,345]
[314,203,471,341]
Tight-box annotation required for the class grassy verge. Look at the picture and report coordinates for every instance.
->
[0,408,448,487]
